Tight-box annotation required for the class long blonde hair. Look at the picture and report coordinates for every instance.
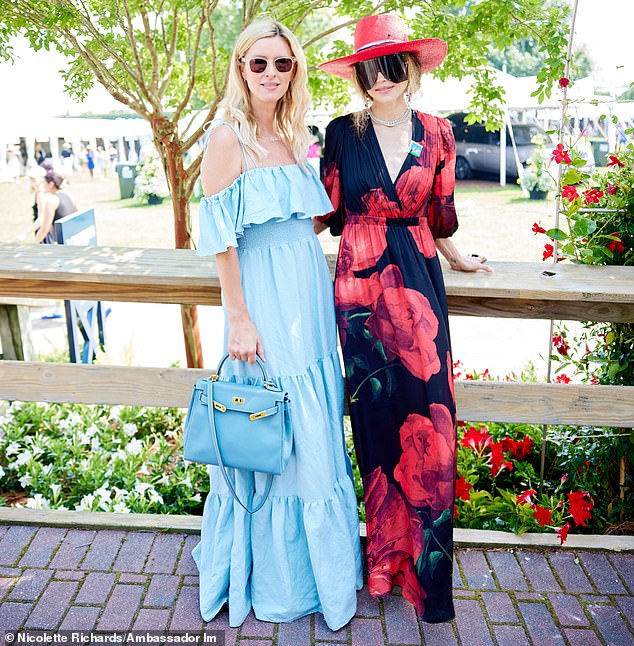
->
[219,19,311,166]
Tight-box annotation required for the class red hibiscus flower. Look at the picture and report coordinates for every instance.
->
[606,155,625,168]
[543,244,554,261]
[393,404,456,509]
[533,504,553,528]
[558,77,570,88]
[364,466,425,614]
[552,143,572,164]
[460,426,492,453]
[606,183,618,195]
[532,222,546,235]
[607,234,625,254]
[556,522,572,545]
[516,489,537,505]
[552,334,570,356]
[561,185,579,201]
[489,442,513,476]
[567,491,594,527]
[583,188,604,205]
[456,476,472,501]
[555,373,571,384]
[366,264,440,381]
[501,435,534,460]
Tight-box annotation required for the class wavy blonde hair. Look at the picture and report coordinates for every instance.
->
[218,19,311,167]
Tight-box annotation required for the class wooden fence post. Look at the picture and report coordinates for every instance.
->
[0,304,33,361]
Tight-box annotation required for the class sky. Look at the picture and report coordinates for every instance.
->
[0,0,632,120]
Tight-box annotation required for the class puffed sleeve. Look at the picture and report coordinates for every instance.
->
[428,117,459,239]
[196,182,243,257]
[315,117,346,236]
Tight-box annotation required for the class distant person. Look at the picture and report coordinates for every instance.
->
[97,146,109,177]
[86,147,95,179]
[108,144,119,167]
[307,126,323,176]
[27,165,46,224]
[6,145,21,181]
[34,170,77,245]
[35,147,46,166]
[61,143,74,174]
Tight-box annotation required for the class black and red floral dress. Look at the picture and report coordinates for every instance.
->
[317,110,458,623]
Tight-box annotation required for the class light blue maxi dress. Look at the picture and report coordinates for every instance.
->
[192,124,363,630]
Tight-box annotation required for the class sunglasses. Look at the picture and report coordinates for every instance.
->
[240,56,297,74]
[355,54,408,91]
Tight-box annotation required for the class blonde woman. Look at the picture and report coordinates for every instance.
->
[192,19,362,630]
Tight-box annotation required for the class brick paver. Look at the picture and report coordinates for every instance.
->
[0,523,632,644]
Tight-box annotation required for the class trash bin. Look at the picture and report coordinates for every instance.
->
[115,162,139,199]
[589,138,609,167]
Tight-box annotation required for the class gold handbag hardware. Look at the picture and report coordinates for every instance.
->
[213,401,227,412]
[232,397,245,404]
[249,411,266,421]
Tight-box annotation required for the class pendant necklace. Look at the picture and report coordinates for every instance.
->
[368,107,410,127]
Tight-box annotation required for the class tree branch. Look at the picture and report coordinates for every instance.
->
[173,11,206,122]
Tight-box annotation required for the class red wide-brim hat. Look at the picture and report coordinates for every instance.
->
[318,14,447,80]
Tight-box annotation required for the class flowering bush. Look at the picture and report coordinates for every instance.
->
[518,134,557,193]
[133,151,170,203]
[0,401,208,514]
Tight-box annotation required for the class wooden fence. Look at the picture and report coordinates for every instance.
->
[0,241,633,427]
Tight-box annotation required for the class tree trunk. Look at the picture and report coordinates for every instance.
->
[153,116,204,369]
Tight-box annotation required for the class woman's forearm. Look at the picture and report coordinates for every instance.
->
[216,247,250,324]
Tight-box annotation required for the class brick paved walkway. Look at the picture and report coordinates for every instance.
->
[0,524,633,645]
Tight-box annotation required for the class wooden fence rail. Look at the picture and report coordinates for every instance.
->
[0,242,633,426]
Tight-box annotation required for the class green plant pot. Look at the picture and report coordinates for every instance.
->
[147,194,163,205]
[529,189,548,200]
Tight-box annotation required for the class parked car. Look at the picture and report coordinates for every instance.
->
[447,113,548,180]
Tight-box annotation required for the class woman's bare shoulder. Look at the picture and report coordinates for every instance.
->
[201,124,244,195]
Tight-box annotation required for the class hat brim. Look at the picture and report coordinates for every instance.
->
[318,38,447,80]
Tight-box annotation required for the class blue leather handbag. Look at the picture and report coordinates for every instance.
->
[183,354,292,513]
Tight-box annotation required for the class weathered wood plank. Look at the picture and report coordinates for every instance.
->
[1,243,633,321]
[1,509,632,551]
[1,361,631,426]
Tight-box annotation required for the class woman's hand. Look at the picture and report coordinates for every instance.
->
[450,254,493,273]
[227,318,265,364]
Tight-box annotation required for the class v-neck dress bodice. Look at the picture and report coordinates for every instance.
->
[316,110,458,623]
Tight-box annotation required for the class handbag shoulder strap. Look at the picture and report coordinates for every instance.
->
[206,379,273,514]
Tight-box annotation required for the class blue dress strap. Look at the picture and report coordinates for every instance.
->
[204,120,257,170]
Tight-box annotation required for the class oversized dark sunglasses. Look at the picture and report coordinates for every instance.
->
[355,54,408,91]
[240,56,297,74]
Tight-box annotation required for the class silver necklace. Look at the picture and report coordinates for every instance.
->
[259,132,281,143]
[368,107,410,127]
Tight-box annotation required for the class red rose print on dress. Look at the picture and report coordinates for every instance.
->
[335,238,383,311]
[364,466,425,614]
[393,404,456,509]
[366,265,440,381]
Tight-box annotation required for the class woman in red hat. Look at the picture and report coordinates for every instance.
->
[316,13,491,623]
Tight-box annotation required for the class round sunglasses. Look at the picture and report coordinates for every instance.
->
[355,54,408,91]
[240,56,297,74]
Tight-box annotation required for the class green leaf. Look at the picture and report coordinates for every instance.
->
[562,168,582,185]
[572,157,588,167]
[546,228,568,241]
[369,378,382,400]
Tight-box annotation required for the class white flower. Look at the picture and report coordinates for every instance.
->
[15,450,33,467]
[137,464,150,476]
[75,493,96,511]
[42,464,53,477]
[77,431,91,445]
[148,489,164,505]
[112,502,130,513]
[94,485,111,502]
[159,473,170,486]
[19,474,32,487]
[5,441,20,456]
[126,439,143,455]
[86,424,99,438]
[25,494,51,509]
[123,423,138,437]
[0,466,5,480]
[134,481,152,496]
[191,493,201,503]
[91,437,101,451]
[109,406,122,420]
[50,483,61,498]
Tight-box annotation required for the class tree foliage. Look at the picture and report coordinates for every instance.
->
[0,0,570,366]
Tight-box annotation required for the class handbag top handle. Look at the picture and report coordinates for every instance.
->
[215,353,278,389]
